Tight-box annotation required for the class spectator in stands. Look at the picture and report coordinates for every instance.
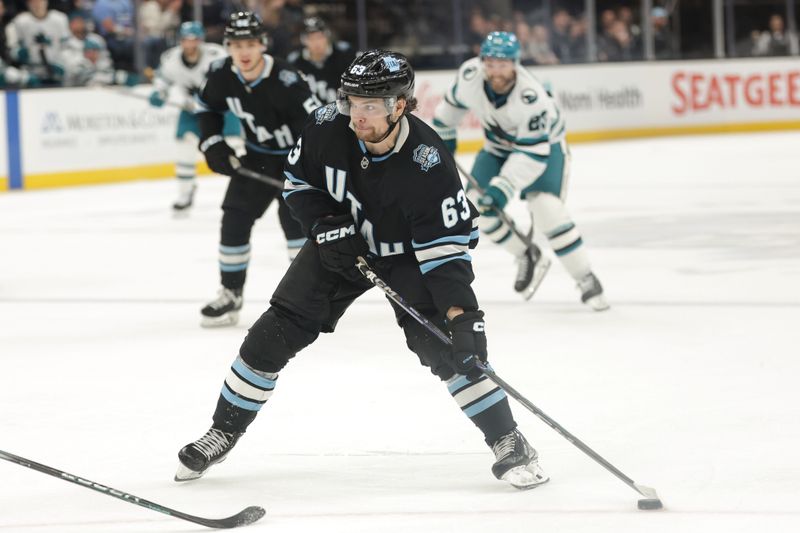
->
[64,10,108,61]
[467,8,492,56]
[92,0,134,70]
[568,14,587,62]
[599,8,616,37]
[525,23,558,65]
[1,0,10,64]
[651,6,676,59]
[617,5,641,55]
[755,13,798,57]
[63,33,137,86]
[598,19,639,62]
[5,0,71,85]
[139,0,181,68]
[736,29,762,58]
[549,8,575,63]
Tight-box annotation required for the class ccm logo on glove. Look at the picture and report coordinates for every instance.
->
[315,225,356,244]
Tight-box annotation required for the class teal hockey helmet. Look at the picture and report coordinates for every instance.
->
[179,21,205,40]
[480,31,520,61]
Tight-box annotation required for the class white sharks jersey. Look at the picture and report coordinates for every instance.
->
[434,57,567,193]
[5,11,70,70]
[153,43,228,105]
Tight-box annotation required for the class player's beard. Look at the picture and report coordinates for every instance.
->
[353,121,388,144]
[487,73,515,94]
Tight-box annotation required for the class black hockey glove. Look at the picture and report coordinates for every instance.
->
[446,311,487,380]
[201,139,241,177]
[312,214,369,274]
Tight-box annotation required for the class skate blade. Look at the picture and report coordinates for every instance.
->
[521,256,552,301]
[200,311,240,328]
[174,462,205,482]
[585,294,610,312]
[501,461,550,490]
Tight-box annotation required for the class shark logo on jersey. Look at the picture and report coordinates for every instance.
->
[485,121,516,147]
[314,103,339,124]
[521,89,538,104]
[279,70,299,87]
[463,65,478,80]
[412,144,441,172]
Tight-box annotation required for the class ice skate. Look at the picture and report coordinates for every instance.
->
[490,429,549,490]
[200,287,243,327]
[577,272,609,311]
[515,245,551,300]
[175,427,242,481]
[172,182,197,215]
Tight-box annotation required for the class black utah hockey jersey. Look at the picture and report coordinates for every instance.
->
[283,103,481,312]
[287,43,356,104]
[196,55,320,156]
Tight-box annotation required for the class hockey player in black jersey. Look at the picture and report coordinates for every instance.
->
[287,16,356,104]
[176,50,549,490]
[195,11,321,327]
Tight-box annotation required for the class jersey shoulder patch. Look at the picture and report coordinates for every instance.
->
[412,143,442,172]
[520,87,538,105]
[278,69,300,87]
[313,103,339,125]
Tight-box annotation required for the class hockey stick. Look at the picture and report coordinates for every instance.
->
[234,166,286,189]
[454,160,533,249]
[454,161,550,299]
[115,88,195,112]
[354,256,662,510]
[0,449,266,528]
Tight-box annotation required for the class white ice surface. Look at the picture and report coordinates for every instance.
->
[1,132,799,532]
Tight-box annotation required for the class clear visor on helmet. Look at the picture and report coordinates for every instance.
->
[336,90,397,117]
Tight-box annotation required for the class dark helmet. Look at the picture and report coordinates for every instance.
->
[339,49,414,101]
[302,16,329,36]
[224,11,266,42]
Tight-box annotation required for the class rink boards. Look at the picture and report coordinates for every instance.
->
[2,56,800,191]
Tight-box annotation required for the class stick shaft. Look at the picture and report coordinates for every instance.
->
[355,256,650,498]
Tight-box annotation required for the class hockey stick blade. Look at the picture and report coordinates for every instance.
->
[0,449,266,529]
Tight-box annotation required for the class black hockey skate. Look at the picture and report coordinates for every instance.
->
[200,287,243,327]
[490,429,549,490]
[515,245,551,300]
[175,427,242,481]
[577,272,610,311]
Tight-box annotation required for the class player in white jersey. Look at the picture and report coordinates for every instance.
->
[5,0,70,85]
[433,31,608,311]
[149,21,241,213]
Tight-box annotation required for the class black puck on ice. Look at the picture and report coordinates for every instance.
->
[637,498,663,510]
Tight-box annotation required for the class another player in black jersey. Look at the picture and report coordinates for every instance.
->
[176,50,550,490]
[195,11,321,327]
[287,16,356,104]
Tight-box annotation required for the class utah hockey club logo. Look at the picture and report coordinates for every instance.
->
[314,104,338,124]
[279,70,299,87]
[412,144,441,172]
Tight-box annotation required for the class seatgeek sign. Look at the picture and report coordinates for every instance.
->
[412,57,800,143]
